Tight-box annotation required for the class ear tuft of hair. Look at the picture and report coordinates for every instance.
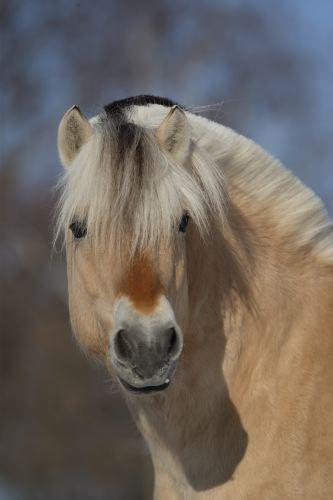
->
[57,105,92,168]
[156,105,190,164]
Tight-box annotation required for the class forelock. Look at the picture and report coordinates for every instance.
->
[54,98,226,260]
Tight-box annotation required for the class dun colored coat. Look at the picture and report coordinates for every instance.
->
[56,95,333,499]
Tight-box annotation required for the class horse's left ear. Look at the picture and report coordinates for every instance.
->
[57,105,92,168]
[156,105,190,163]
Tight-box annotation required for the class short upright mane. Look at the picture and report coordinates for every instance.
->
[104,94,182,116]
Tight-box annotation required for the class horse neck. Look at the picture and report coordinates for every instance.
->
[126,184,327,487]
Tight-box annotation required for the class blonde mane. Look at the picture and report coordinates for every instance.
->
[55,104,226,257]
[55,102,333,261]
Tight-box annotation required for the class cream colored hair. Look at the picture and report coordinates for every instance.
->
[55,105,227,258]
[55,103,333,261]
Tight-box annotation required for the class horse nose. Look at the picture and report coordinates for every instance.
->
[113,326,183,380]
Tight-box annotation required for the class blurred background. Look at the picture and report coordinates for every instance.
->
[1,0,332,498]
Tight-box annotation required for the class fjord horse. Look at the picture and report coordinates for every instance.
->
[56,95,333,499]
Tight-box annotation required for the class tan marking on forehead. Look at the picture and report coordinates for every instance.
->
[118,253,163,313]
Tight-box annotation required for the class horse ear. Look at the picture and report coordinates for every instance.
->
[156,105,190,163]
[57,105,92,168]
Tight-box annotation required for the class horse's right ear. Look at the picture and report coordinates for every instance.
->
[57,106,92,168]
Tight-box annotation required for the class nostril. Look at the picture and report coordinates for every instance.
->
[114,329,132,362]
[166,327,179,357]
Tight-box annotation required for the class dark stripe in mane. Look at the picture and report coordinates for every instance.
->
[104,95,183,117]
[102,95,183,168]
[116,121,145,172]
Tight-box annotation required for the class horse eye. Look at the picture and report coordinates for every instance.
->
[179,213,190,233]
[70,221,87,239]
